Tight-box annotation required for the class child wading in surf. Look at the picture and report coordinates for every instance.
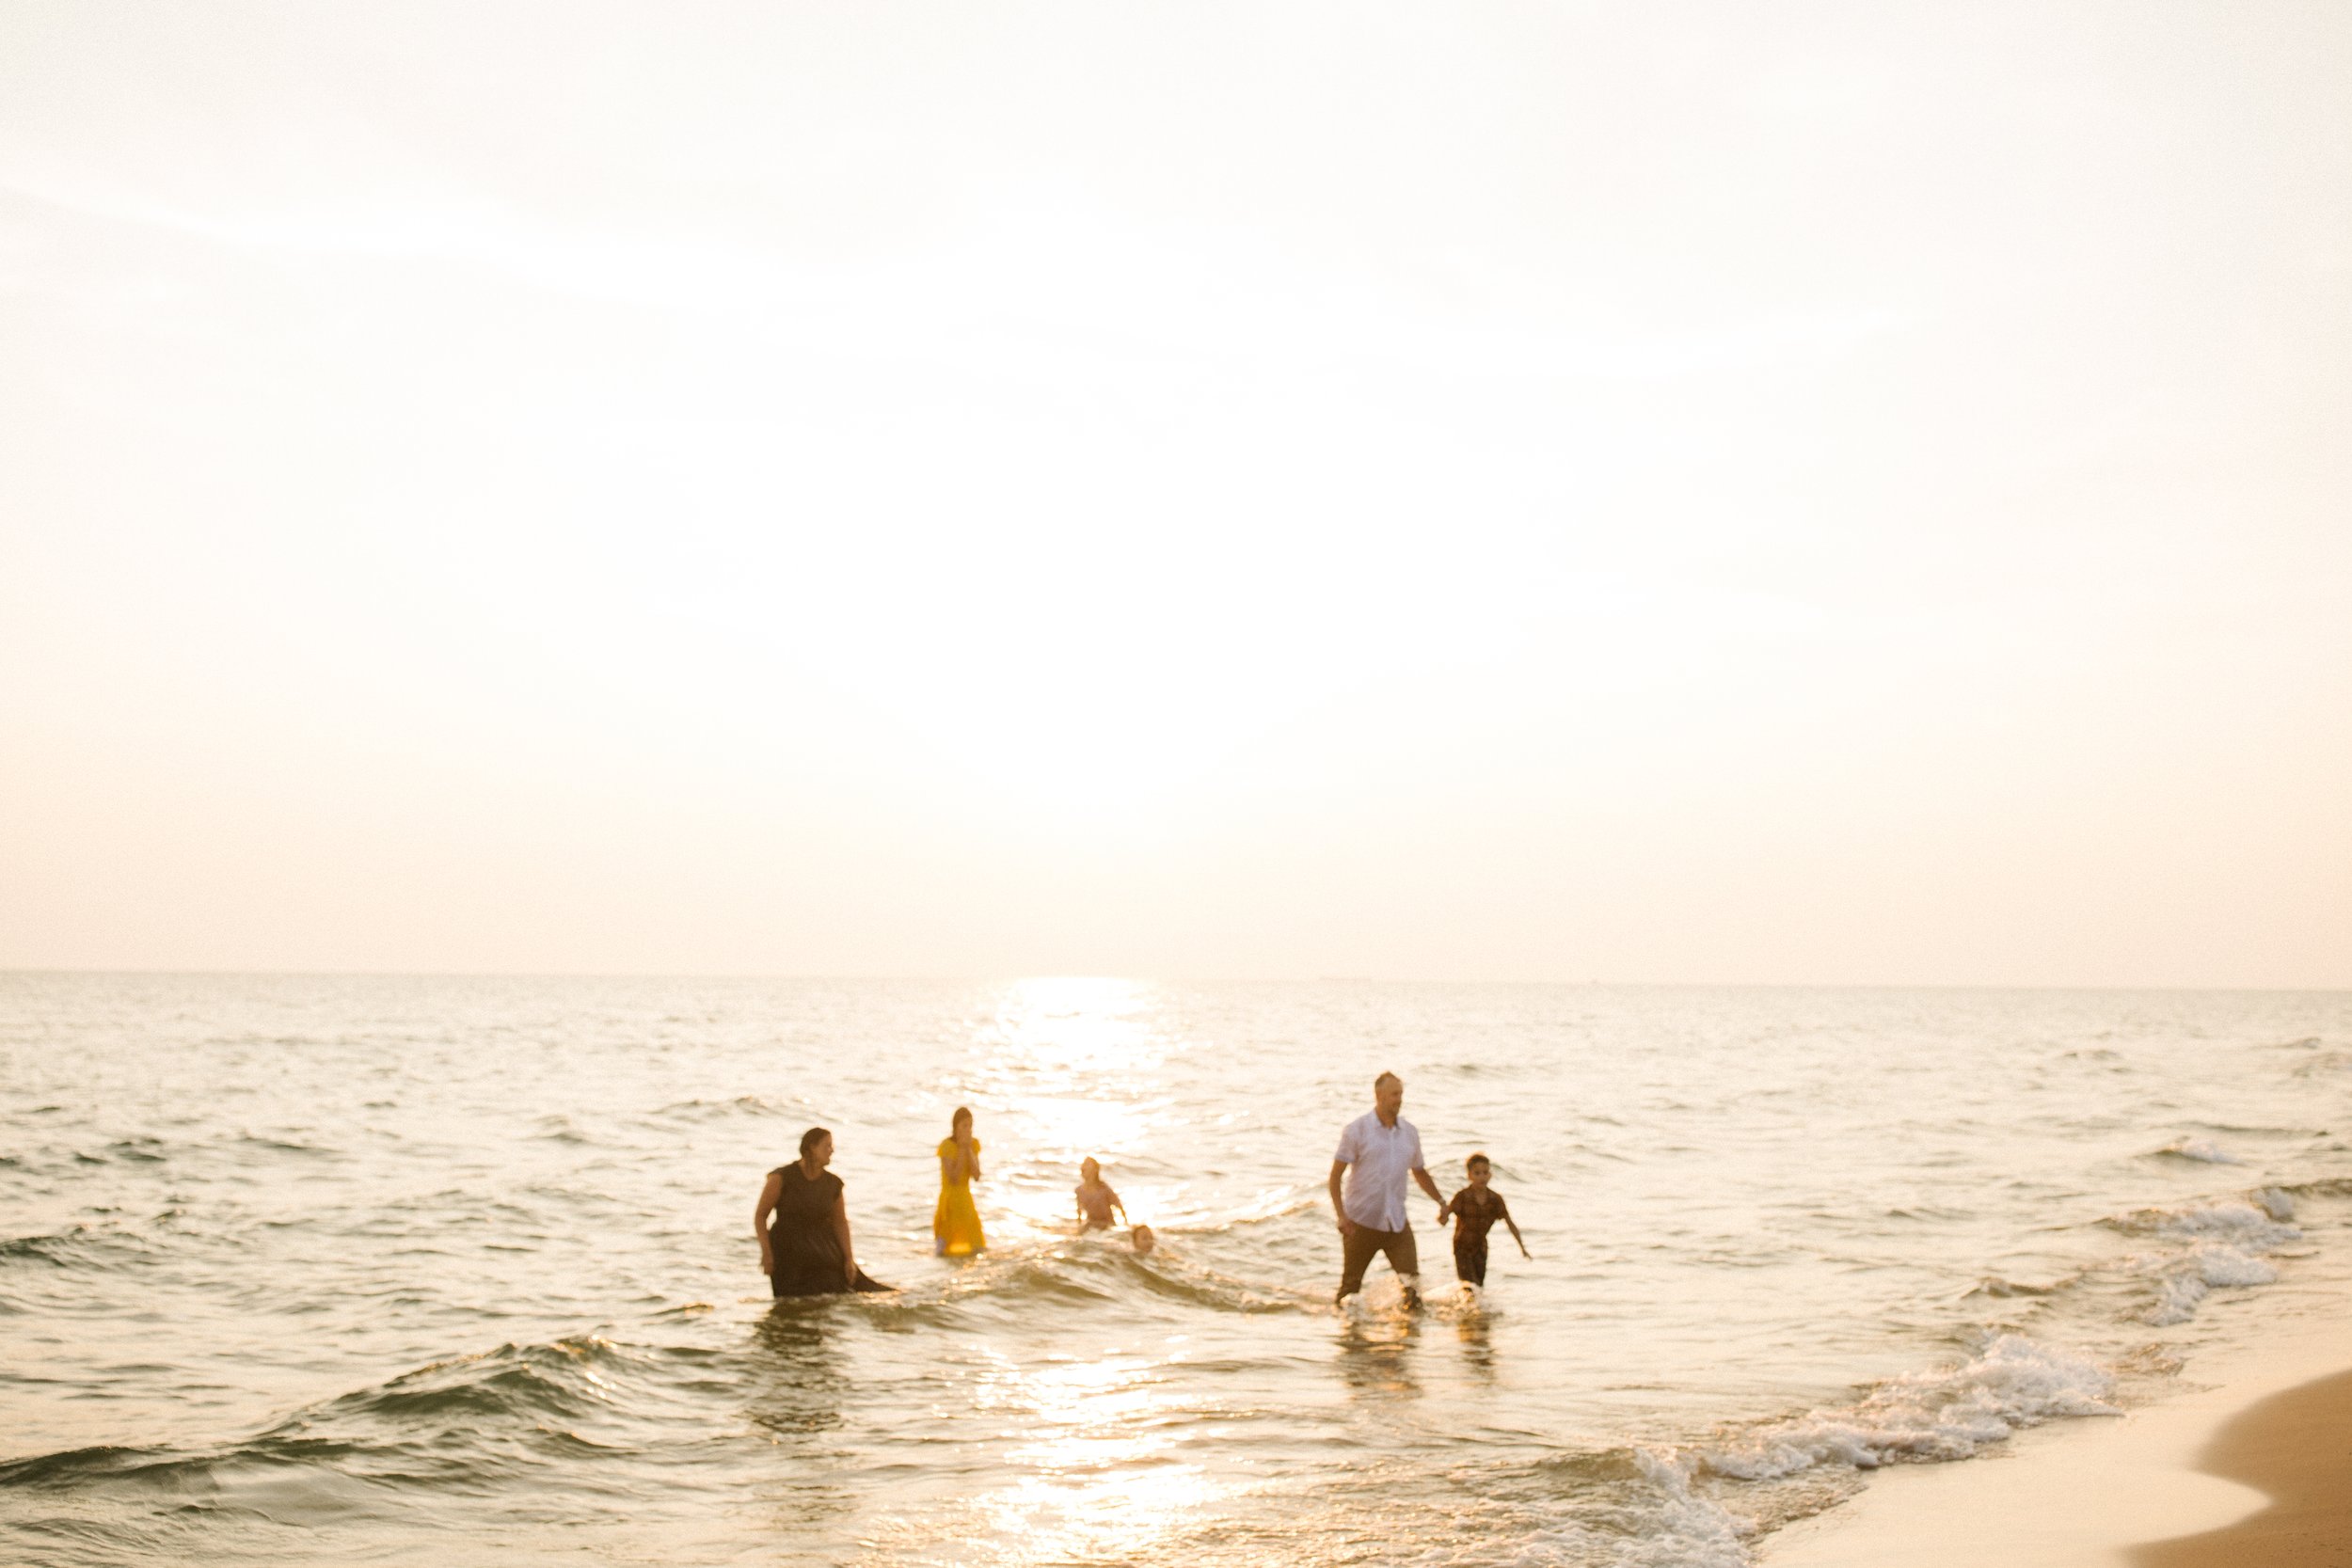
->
[1436,1152,1529,1288]
[1074,1157,1127,1233]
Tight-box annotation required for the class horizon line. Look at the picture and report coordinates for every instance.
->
[0,967,2344,995]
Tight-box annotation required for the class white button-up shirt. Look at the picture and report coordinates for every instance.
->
[1334,1110,1425,1231]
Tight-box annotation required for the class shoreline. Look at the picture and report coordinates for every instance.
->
[1762,1290,2352,1568]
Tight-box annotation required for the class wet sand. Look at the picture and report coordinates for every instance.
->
[2132,1367,2352,1568]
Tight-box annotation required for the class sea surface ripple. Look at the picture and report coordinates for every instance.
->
[3,975,2349,1565]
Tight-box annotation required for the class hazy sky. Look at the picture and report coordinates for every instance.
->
[3,3,2347,985]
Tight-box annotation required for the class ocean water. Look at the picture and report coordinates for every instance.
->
[3,975,2349,1567]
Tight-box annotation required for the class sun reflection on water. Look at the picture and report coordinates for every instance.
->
[854,980,1229,1561]
[970,978,1178,1242]
[961,1347,1216,1564]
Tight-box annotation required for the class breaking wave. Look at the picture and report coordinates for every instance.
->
[1695,1334,2116,1482]
[2105,1194,2302,1325]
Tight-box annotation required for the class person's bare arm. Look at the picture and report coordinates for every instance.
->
[1435,1192,1456,1225]
[1412,1165,1445,1208]
[944,1138,977,1183]
[754,1170,783,1277]
[1328,1159,1355,1237]
[1505,1212,1531,1258]
[832,1189,856,1288]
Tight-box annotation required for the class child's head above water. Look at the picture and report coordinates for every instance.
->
[1466,1152,1492,1186]
[1080,1157,1101,1182]
[1129,1224,1155,1256]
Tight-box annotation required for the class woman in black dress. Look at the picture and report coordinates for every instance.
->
[755,1127,893,1296]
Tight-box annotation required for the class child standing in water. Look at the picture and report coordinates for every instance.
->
[1073,1157,1127,1233]
[933,1107,986,1257]
[1437,1152,1529,1288]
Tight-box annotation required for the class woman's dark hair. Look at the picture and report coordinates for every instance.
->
[800,1126,831,1158]
[950,1105,973,1129]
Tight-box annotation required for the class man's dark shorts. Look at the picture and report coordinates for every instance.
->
[1337,1222,1420,1302]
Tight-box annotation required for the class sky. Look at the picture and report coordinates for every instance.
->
[1,2,2347,986]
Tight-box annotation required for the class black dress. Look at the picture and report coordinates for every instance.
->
[768,1164,890,1297]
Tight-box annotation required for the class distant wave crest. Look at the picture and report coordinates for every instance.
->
[2151,1137,2243,1165]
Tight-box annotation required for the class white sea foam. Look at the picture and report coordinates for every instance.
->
[2111,1197,2302,1324]
[2154,1197,2298,1244]
[1695,1335,2116,1482]
[1425,1450,1756,1568]
[2143,1244,2280,1325]
[1622,1449,1755,1568]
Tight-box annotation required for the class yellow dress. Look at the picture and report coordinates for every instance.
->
[933,1136,986,1256]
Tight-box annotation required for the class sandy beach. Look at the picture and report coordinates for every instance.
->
[2132,1366,2352,1568]
[1767,1285,2352,1568]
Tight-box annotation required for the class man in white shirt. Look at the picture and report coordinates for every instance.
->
[1328,1070,1446,1307]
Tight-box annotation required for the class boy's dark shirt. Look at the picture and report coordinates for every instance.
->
[1448,1185,1509,1243]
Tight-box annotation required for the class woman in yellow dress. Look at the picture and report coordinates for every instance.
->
[933,1106,986,1257]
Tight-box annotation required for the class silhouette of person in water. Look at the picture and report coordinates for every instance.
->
[1435,1151,1530,1288]
[1074,1157,1127,1232]
[1329,1071,1445,1307]
[755,1128,892,1296]
[934,1107,986,1257]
